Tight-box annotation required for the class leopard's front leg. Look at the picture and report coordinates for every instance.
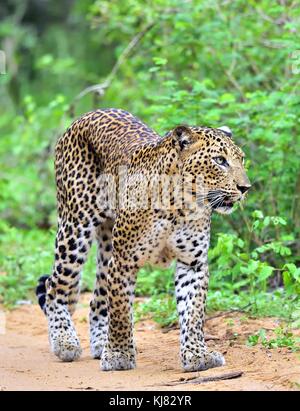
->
[175,261,225,371]
[100,256,137,371]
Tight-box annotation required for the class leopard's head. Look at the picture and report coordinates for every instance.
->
[172,125,251,214]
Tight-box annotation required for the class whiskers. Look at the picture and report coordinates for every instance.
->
[196,189,236,212]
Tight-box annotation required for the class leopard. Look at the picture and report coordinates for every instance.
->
[36,108,251,372]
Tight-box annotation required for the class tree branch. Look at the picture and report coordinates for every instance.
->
[73,22,155,103]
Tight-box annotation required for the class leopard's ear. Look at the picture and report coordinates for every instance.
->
[218,126,232,138]
[173,125,193,150]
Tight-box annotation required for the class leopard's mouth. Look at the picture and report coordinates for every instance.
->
[208,195,234,210]
[219,199,234,208]
[207,192,238,214]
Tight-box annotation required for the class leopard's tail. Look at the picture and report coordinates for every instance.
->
[36,275,49,314]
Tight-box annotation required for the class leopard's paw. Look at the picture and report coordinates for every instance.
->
[51,334,82,362]
[182,349,225,372]
[101,346,136,371]
[90,340,105,359]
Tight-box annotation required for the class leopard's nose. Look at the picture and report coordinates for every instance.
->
[237,184,251,194]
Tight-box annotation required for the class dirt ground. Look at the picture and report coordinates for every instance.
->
[0,293,299,391]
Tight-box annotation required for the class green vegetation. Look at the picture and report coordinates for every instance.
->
[0,1,299,329]
[247,327,300,352]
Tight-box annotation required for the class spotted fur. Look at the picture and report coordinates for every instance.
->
[36,108,250,371]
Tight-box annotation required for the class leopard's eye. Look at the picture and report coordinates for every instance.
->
[213,156,228,167]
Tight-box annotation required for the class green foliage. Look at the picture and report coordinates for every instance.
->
[135,295,177,327]
[0,221,96,307]
[136,262,175,296]
[0,1,299,327]
[283,264,300,295]
[247,327,300,352]
[0,95,71,228]
[135,263,176,326]
[0,222,54,306]
[209,212,294,295]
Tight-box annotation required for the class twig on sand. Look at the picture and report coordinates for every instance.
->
[205,334,221,340]
[158,371,243,386]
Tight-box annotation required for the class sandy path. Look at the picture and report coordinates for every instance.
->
[0,294,299,391]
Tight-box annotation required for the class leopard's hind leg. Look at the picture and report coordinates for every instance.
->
[36,119,103,362]
[37,219,94,362]
[89,218,114,359]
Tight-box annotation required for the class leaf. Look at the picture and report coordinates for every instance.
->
[153,57,168,66]
[252,210,264,220]
[258,265,274,282]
